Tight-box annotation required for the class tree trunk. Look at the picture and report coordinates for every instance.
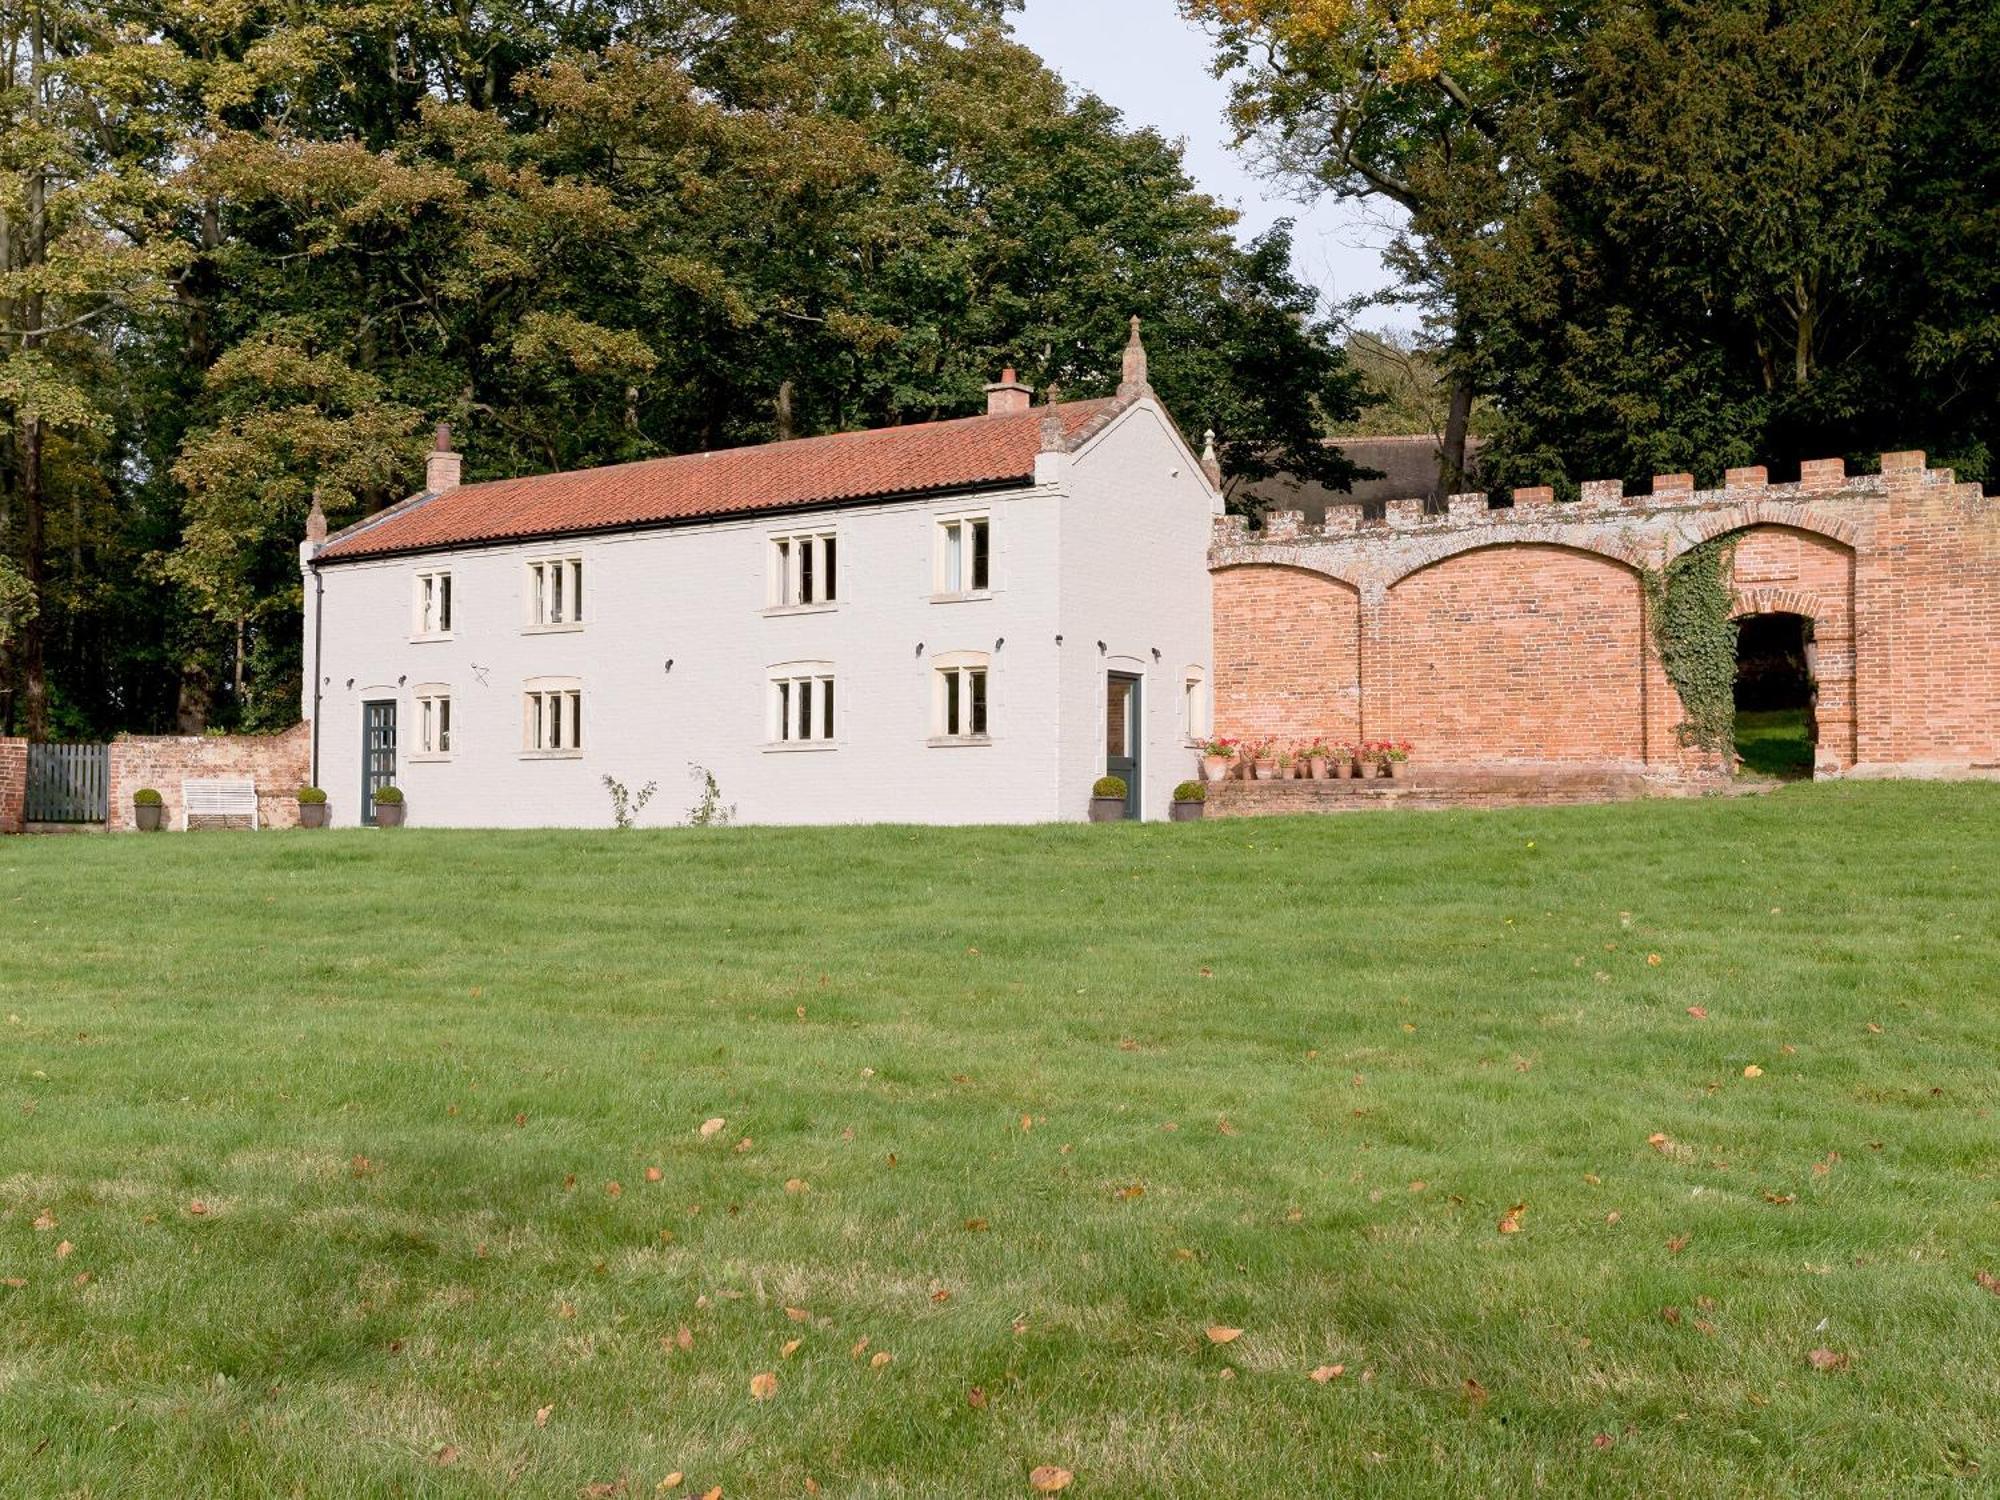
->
[1436,371,1475,512]
[775,379,796,442]
[20,414,47,740]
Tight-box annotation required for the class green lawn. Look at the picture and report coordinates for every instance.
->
[4,784,1999,1497]
[1736,708,1817,780]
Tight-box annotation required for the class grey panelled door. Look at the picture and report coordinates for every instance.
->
[362,701,397,825]
[1106,672,1141,820]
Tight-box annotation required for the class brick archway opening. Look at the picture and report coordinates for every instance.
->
[1733,610,1817,780]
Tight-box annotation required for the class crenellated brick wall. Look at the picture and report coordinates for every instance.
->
[1212,452,2000,782]
[106,724,312,830]
[0,738,24,834]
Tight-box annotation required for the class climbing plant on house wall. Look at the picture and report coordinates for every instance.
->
[1645,540,1740,756]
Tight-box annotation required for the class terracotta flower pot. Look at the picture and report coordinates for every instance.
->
[1307,756,1328,780]
[1201,755,1232,783]
[1386,759,1407,780]
[134,803,163,832]
[299,801,328,828]
[1254,760,1279,781]
[1348,757,1368,779]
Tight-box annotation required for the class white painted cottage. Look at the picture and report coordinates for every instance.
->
[299,322,1219,827]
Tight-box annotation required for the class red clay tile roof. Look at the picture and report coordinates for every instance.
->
[317,398,1120,562]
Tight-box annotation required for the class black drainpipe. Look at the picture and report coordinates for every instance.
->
[309,563,325,786]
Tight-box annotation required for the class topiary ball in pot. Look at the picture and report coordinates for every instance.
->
[1089,775,1128,823]
[297,785,330,828]
[132,787,165,832]
[1170,780,1206,821]
[370,786,406,827]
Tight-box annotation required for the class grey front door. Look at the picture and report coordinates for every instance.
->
[1106,672,1141,820]
[362,700,397,825]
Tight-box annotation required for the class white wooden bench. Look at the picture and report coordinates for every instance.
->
[182,777,259,830]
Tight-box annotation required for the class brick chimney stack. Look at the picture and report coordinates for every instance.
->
[985,367,1034,416]
[1118,315,1150,397]
[427,422,462,493]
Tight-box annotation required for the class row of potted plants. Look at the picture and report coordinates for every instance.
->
[127,785,403,830]
[1199,737,1413,783]
[1087,777,1209,821]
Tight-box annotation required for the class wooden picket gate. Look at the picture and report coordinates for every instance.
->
[25,742,109,823]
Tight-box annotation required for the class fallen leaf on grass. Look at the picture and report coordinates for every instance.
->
[1667,1234,1692,1255]
[1976,1270,2000,1297]
[870,1351,894,1369]
[1865,1022,1883,1034]
[2,1278,25,1288]
[188,1201,208,1217]
[967,1386,988,1408]
[851,1337,870,1358]
[55,1240,72,1261]
[1763,1192,1796,1205]
[784,1179,807,1194]
[1742,1065,1764,1079]
[1497,1203,1526,1234]
[1605,1211,1621,1225]
[749,1371,778,1401]
[1661,1306,1682,1325]
[1464,1378,1490,1406]
[674,1326,693,1351]
[1592,1434,1615,1451]
[657,1475,683,1491]
[1114,1184,1144,1201]
[1647,953,1662,966]
[351,1155,373,1177]
[645,1167,663,1183]
[1217,1117,1239,1136]
[1687,1006,1708,1019]
[31,1211,55,1231]
[734,1138,753,1154]
[702,1489,721,1500]
[1808,1348,1851,1372]
[781,1339,802,1359]
[1647,1133,1670,1152]
[1205,1326,1243,1344]
[535,1405,552,1428]
[784,1306,810,1322]
[1029,1466,1074,1493]
[964,1217,990,1232]
[606,1181,624,1198]
[431,1444,458,1466]
[1309,1364,1345,1383]
[699,1118,726,1140]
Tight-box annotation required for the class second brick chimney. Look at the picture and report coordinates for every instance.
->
[426,422,462,493]
[985,367,1034,416]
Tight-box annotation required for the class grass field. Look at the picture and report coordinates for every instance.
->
[1735,708,1816,780]
[4,783,1999,1497]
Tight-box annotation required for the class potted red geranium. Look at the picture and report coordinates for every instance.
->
[1199,737,1238,783]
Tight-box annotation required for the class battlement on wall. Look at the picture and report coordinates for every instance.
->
[1213,450,1980,550]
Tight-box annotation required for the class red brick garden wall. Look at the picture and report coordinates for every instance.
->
[0,738,24,834]
[1211,565,1360,745]
[1210,452,2000,780]
[106,725,312,830]
[1386,545,1647,764]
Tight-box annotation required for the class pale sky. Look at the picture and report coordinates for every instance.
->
[1009,0,1402,312]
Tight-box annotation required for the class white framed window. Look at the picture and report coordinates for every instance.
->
[1181,665,1209,742]
[934,513,991,597]
[526,556,585,629]
[411,686,453,758]
[930,651,991,742]
[769,530,838,608]
[767,661,837,746]
[413,569,453,638]
[523,676,583,756]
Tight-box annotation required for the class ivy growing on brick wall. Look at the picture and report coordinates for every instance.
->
[1644,540,1739,755]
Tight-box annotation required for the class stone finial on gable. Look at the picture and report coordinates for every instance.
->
[1201,429,1223,488]
[1039,409,1067,453]
[1118,315,1150,397]
[304,490,328,546]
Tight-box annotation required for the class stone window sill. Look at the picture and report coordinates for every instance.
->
[763,602,840,618]
[927,735,993,748]
[409,633,455,645]
[408,752,453,764]
[928,591,993,605]
[519,749,584,760]
[764,741,840,753]
[523,622,584,636]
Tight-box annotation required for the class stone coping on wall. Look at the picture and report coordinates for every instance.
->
[1209,451,1982,585]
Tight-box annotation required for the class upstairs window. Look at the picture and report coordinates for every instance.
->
[770,531,838,608]
[527,557,584,628]
[413,570,453,638]
[523,677,583,754]
[931,651,991,742]
[935,514,990,596]
[769,662,837,745]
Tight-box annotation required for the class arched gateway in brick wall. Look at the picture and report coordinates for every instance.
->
[1209,453,2000,784]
